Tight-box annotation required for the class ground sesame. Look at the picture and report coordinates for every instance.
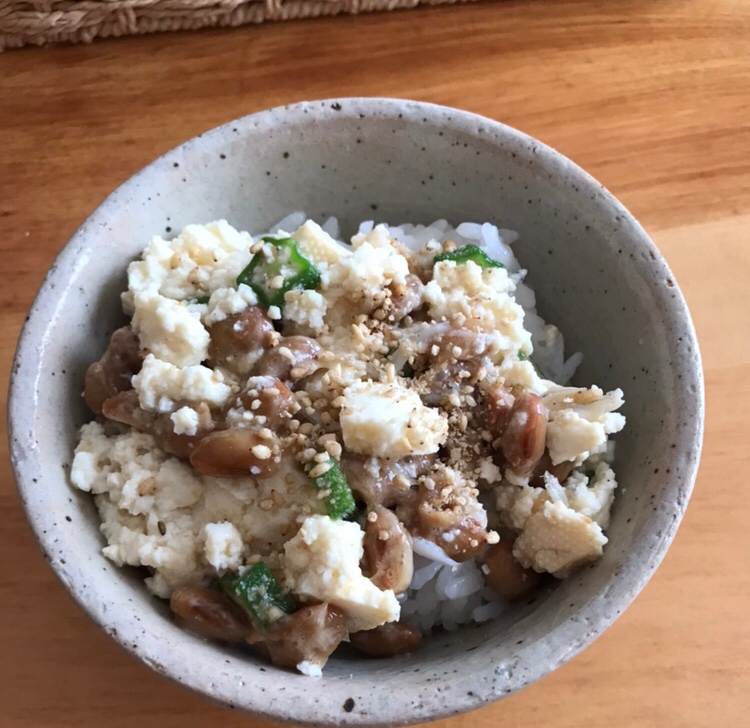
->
[268,275,285,290]
[324,440,343,459]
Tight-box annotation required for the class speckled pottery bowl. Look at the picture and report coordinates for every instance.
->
[8,98,703,726]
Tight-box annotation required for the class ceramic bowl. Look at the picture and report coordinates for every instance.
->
[8,98,703,726]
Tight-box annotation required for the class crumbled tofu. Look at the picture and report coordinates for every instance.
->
[423,260,531,358]
[340,381,448,459]
[203,284,258,326]
[70,422,321,597]
[495,483,543,532]
[132,294,210,368]
[478,458,502,484]
[133,353,233,412]
[124,221,253,306]
[71,422,204,515]
[326,226,410,302]
[291,220,352,265]
[203,522,244,571]
[123,221,257,365]
[284,289,328,332]
[283,515,400,632]
[564,463,618,529]
[547,413,623,468]
[513,500,608,576]
[495,357,549,395]
[543,387,626,465]
[547,410,605,465]
[170,406,200,436]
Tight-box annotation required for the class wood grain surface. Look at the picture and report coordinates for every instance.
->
[2,1,749,725]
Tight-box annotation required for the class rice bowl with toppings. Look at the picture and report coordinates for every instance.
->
[7,99,703,727]
[70,211,626,676]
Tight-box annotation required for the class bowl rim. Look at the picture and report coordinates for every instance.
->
[7,97,704,726]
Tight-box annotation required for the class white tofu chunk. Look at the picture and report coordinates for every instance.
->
[546,410,607,466]
[340,381,448,460]
[133,353,233,412]
[132,293,210,368]
[513,500,607,576]
[203,522,244,571]
[283,515,400,632]
[291,220,352,265]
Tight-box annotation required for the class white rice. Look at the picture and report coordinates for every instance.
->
[269,213,582,633]
[401,557,509,632]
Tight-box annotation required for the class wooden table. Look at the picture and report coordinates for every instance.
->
[2,1,749,725]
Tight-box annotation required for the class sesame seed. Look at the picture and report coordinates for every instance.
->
[309,462,332,478]
[251,444,272,460]
[325,441,343,459]
[394,475,410,489]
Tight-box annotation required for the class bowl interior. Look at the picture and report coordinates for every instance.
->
[9,99,703,726]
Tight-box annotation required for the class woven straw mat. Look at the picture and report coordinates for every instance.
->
[1,0,473,51]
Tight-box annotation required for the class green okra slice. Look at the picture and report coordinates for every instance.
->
[433,244,504,269]
[306,453,356,521]
[236,236,321,309]
[221,562,295,628]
